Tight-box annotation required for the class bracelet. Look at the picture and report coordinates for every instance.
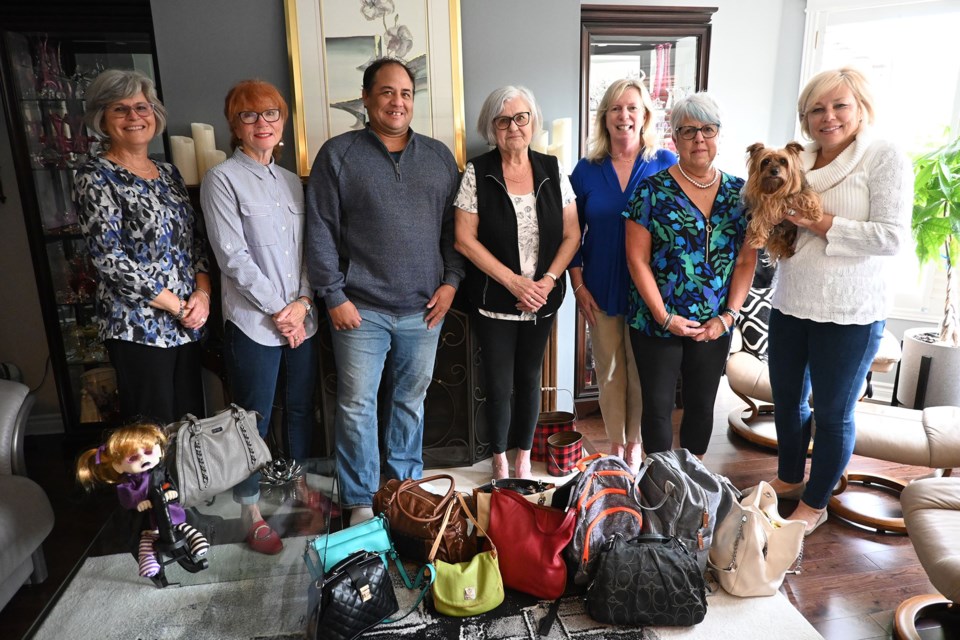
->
[717,314,731,334]
[296,298,313,315]
[723,307,740,321]
[544,272,558,282]
[175,298,185,321]
[661,312,675,332]
[573,283,584,294]
[194,288,210,301]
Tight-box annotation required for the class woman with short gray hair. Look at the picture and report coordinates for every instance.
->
[623,91,757,458]
[453,85,580,479]
[73,68,210,424]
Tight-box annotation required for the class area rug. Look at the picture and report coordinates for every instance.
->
[31,540,823,640]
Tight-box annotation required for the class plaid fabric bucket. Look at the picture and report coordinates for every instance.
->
[533,411,576,462]
[547,431,583,476]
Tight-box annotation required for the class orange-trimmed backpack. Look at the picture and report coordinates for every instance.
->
[560,453,644,585]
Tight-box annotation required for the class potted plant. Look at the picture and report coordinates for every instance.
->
[896,133,960,408]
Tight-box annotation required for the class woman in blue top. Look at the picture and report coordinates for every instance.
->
[569,79,675,470]
[624,92,757,457]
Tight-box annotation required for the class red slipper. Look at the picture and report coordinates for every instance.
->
[247,520,283,555]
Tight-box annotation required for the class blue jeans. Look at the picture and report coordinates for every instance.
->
[224,322,318,504]
[768,310,884,509]
[331,309,441,508]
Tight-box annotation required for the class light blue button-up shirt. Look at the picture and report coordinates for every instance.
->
[200,148,316,346]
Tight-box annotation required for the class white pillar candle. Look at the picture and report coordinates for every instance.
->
[530,129,549,154]
[170,135,199,185]
[191,122,216,180]
[546,142,564,165]
[204,149,227,172]
[551,117,573,170]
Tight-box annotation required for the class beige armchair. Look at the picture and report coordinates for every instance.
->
[894,477,960,639]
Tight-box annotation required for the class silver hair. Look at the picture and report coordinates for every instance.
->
[668,92,722,134]
[476,85,542,146]
[82,69,167,144]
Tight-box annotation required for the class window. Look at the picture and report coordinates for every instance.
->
[800,0,960,321]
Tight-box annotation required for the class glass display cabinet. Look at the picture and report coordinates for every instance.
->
[574,5,715,402]
[0,14,163,433]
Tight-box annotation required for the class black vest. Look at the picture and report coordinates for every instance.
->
[465,148,566,316]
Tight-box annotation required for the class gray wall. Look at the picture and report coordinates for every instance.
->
[150,0,297,174]
[460,0,581,158]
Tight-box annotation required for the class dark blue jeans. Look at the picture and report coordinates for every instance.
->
[473,314,556,454]
[224,322,318,504]
[768,310,884,509]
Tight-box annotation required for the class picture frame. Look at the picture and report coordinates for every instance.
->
[284,0,466,177]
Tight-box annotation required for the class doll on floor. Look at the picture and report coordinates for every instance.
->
[76,423,209,578]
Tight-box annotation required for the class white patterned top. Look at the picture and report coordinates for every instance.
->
[455,162,575,320]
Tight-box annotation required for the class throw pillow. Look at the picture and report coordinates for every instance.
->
[737,287,773,362]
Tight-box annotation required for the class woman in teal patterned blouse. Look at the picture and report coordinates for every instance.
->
[624,92,757,456]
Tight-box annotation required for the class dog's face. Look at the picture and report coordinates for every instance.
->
[745,141,805,197]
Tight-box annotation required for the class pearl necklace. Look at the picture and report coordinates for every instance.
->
[677,162,719,189]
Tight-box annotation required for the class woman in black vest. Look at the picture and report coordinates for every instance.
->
[453,86,580,479]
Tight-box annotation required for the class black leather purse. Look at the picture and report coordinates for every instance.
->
[306,550,399,640]
[586,533,707,627]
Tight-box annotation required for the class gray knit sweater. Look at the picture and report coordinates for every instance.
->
[305,126,464,315]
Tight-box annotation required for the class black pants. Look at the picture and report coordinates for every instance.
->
[106,339,204,425]
[629,330,730,455]
[474,314,555,454]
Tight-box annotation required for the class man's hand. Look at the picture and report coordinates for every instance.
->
[329,300,362,331]
[425,284,456,329]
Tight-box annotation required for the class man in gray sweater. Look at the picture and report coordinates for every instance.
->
[305,58,464,525]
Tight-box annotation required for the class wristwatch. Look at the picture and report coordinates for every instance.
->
[296,297,313,315]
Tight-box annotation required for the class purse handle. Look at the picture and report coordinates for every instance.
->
[427,493,497,564]
[389,474,456,524]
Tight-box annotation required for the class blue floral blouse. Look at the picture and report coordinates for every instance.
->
[623,169,747,337]
[73,157,210,347]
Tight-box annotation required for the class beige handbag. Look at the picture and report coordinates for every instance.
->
[708,481,805,597]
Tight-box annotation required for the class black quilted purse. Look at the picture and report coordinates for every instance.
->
[306,550,399,640]
[586,534,707,627]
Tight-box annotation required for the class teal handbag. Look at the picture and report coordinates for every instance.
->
[304,513,392,577]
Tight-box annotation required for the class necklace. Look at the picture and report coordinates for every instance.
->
[676,162,719,189]
[107,154,157,177]
[503,165,531,183]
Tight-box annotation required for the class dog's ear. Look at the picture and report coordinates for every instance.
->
[746,142,766,158]
[785,141,804,156]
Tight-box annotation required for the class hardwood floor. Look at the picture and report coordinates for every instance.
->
[0,382,946,640]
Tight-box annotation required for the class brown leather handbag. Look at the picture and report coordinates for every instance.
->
[373,474,475,564]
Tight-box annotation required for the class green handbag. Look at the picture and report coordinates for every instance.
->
[430,494,505,617]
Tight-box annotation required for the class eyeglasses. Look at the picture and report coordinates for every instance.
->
[238,109,282,124]
[107,102,155,118]
[675,124,720,140]
[493,111,531,130]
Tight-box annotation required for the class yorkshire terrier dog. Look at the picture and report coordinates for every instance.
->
[743,141,823,262]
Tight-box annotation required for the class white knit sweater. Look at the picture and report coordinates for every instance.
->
[772,128,913,324]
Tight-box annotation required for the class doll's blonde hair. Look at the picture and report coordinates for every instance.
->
[76,423,168,489]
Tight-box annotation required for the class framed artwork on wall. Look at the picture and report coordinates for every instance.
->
[284,0,466,176]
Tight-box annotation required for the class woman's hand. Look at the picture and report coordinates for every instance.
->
[692,317,728,342]
[273,299,308,335]
[663,315,706,338]
[284,323,307,348]
[574,284,599,326]
[508,274,547,311]
[181,288,210,330]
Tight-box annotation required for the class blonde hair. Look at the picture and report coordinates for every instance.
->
[76,423,168,489]
[797,67,875,139]
[587,79,660,163]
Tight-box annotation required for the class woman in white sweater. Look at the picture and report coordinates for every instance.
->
[766,67,913,535]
